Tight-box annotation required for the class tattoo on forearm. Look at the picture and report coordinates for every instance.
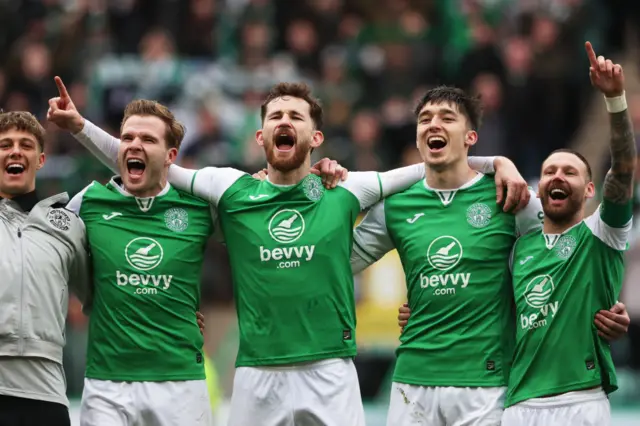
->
[603,110,637,204]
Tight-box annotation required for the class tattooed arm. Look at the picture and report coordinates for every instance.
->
[585,41,637,204]
[603,108,636,204]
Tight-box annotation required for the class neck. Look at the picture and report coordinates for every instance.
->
[0,191,13,199]
[267,160,311,186]
[425,158,477,190]
[542,210,584,234]
[125,179,167,198]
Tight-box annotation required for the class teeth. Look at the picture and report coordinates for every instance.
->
[127,159,144,165]
[551,189,566,195]
[6,164,25,172]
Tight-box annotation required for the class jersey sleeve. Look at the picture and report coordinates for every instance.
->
[584,198,633,250]
[65,183,95,311]
[351,201,395,274]
[468,156,496,174]
[171,166,248,207]
[73,120,120,172]
[515,190,544,236]
[66,183,94,215]
[340,163,424,210]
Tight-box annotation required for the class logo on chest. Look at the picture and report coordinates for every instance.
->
[260,209,315,269]
[420,236,469,296]
[466,203,492,228]
[520,274,558,331]
[164,208,189,232]
[116,237,173,295]
[47,209,71,231]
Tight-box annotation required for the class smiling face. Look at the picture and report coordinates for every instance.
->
[0,128,45,198]
[416,101,477,170]
[118,115,177,197]
[538,151,595,224]
[256,96,323,172]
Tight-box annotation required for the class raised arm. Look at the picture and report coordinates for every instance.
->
[585,42,637,204]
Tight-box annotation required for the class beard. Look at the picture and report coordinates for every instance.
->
[265,140,312,172]
[540,190,583,225]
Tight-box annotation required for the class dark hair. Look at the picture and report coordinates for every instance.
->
[0,111,45,151]
[545,148,593,181]
[121,100,186,150]
[414,86,483,130]
[260,82,323,129]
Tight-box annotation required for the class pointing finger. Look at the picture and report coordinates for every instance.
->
[54,76,70,99]
[585,42,599,68]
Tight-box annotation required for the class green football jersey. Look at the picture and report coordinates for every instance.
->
[67,178,213,381]
[506,198,632,407]
[181,165,425,367]
[352,174,543,387]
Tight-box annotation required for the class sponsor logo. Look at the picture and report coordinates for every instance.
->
[164,208,189,232]
[519,255,534,265]
[520,275,558,330]
[466,203,491,228]
[47,209,70,231]
[249,194,269,200]
[102,212,122,221]
[407,213,424,224]
[421,236,469,296]
[261,209,314,269]
[118,237,172,294]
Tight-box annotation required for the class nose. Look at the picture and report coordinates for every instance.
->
[8,143,23,157]
[427,117,444,131]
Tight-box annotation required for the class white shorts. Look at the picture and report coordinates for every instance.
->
[502,388,610,426]
[228,357,364,426]
[387,382,505,426]
[80,378,212,426]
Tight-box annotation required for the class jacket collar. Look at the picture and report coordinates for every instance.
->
[0,191,40,212]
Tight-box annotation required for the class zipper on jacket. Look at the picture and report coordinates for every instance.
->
[18,226,24,354]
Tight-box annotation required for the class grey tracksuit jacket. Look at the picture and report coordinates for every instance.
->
[0,192,90,403]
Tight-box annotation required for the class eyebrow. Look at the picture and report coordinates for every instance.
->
[0,137,36,144]
[418,108,457,119]
[122,132,159,142]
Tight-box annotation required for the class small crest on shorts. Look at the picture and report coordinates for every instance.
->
[486,360,496,371]
[302,174,324,202]
[586,360,595,370]
[466,203,491,228]
[196,352,203,364]
[47,209,71,231]
[343,329,352,341]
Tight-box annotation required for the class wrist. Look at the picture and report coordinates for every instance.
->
[604,91,627,113]
[71,117,86,135]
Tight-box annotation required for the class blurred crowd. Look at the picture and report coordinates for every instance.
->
[1,0,640,402]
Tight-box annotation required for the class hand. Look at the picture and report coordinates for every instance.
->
[311,157,348,189]
[594,302,630,341]
[253,168,268,180]
[398,303,411,333]
[196,311,205,336]
[47,76,85,133]
[585,41,625,98]
[494,157,530,212]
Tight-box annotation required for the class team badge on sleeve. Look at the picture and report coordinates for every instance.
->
[47,209,71,231]
[164,208,189,232]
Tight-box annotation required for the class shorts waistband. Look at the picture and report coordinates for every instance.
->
[514,387,606,409]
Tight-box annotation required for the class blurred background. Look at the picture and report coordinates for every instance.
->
[1,0,640,423]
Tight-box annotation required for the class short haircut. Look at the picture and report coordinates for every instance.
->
[121,100,185,150]
[414,86,483,130]
[545,148,593,181]
[0,111,45,151]
[260,82,324,130]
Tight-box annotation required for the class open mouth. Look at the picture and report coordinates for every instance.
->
[5,163,26,176]
[274,130,296,152]
[126,158,146,177]
[426,136,447,151]
[548,188,569,201]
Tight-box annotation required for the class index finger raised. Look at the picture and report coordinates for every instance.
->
[54,76,70,99]
[585,42,599,68]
